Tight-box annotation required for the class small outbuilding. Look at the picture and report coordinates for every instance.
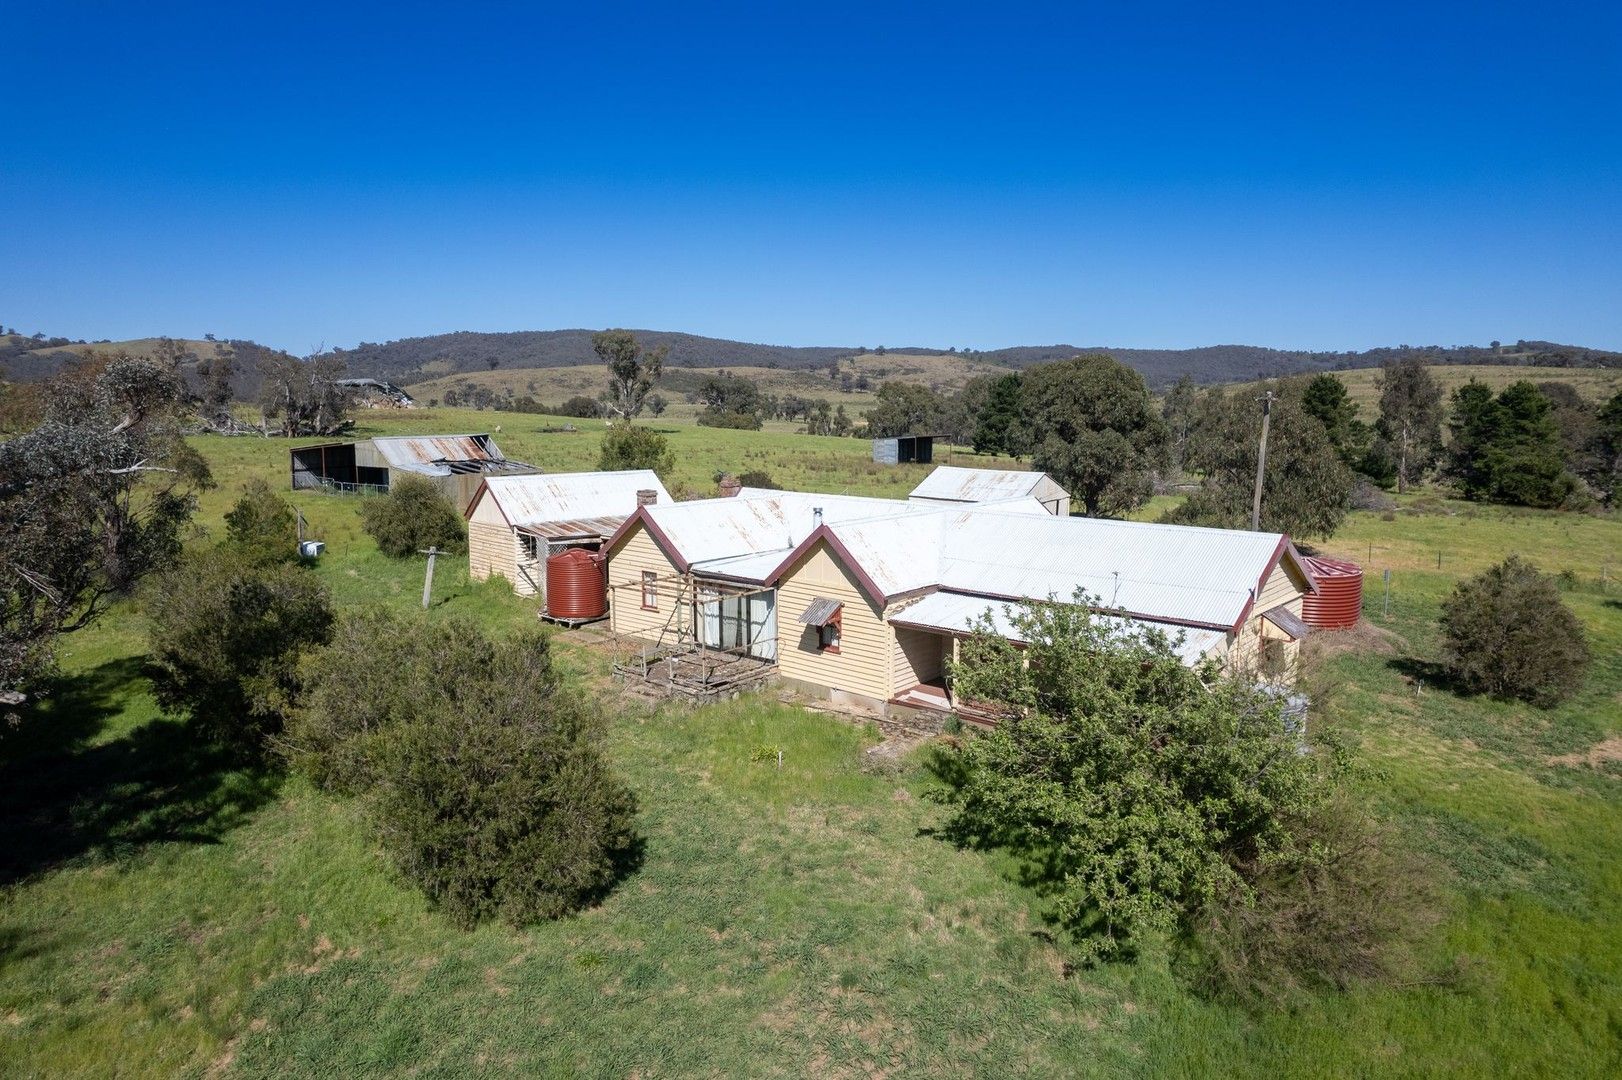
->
[871,433,940,465]
[908,465,1071,515]
[289,433,533,511]
[465,470,671,598]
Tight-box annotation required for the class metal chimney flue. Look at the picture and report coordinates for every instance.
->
[813,507,823,527]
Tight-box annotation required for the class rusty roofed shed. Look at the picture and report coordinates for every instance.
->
[289,433,534,511]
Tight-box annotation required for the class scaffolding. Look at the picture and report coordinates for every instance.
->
[605,569,779,701]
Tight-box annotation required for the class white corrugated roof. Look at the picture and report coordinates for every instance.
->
[887,590,1228,666]
[646,491,916,573]
[908,465,1058,503]
[481,471,669,526]
[618,482,1291,632]
[935,508,1283,629]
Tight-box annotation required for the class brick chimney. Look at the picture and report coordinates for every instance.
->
[636,489,658,507]
[718,475,742,498]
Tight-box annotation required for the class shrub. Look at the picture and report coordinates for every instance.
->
[146,547,334,754]
[361,475,465,557]
[1194,796,1440,1006]
[736,470,780,490]
[1440,555,1590,706]
[559,395,601,418]
[223,479,299,565]
[598,421,675,480]
[943,595,1344,964]
[289,612,639,926]
[697,409,763,430]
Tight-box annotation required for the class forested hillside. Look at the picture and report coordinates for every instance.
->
[3,323,1617,395]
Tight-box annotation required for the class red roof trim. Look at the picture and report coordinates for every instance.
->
[759,525,890,607]
[602,507,690,573]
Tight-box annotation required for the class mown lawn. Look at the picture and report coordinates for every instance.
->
[2,427,1619,1077]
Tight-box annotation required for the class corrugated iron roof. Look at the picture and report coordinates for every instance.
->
[908,465,1060,503]
[482,471,670,527]
[516,514,629,541]
[1261,605,1311,639]
[797,597,843,626]
[371,434,532,476]
[887,590,1227,667]
[929,508,1287,629]
[614,482,1297,633]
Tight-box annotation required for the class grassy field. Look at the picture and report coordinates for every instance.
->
[211,406,1021,514]
[404,351,1015,429]
[1234,363,1622,411]
[2,422,1620,1077]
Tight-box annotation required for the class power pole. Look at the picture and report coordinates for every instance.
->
[419,547,441,609]
[1250,391,1275,531]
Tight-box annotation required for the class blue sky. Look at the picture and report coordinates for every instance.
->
[4,1,1619,353]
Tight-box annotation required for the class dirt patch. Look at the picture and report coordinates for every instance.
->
[1547,737,1622,769]
[1301,619,1406,661]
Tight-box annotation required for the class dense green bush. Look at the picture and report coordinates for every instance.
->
[598,421,675,479]
[1440,556,1590,706]
[289,612,639,927]
[559,395,601,418]
[1194,795,1439,1006]
[223,479,299,565]
[943,594,1345,965]
[146,547,334,754]
[696,409,763,430]
[736,470,780,489]
[360,475,465,558]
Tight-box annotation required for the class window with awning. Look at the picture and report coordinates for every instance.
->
[798,597,843,653]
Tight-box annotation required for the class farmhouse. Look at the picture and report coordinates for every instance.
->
[288,433,534,512]
[908,465,1071,515]
[465,470,671,601]
[602,478,1314,711]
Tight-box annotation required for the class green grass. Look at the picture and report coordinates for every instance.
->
[1232,364,1622,411]
[3,432,1620,1077]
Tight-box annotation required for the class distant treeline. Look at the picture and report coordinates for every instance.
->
[4,322,1619,397]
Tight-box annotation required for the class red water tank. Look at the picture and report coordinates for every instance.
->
[545,547,607,620]
[1301,555,1363,630]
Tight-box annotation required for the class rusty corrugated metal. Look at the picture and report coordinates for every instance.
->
[545,547,607,620]
[484,471,670,527]
[1301,556,1362,630]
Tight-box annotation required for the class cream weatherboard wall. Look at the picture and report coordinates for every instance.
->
[774,542,893,702]
[891,625,947,690]
[1228,557,1312,677]
[465,492,544,596]
[606,524,684,639]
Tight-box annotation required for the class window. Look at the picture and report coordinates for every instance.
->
[641,571,658,610]
[818,614,841,653]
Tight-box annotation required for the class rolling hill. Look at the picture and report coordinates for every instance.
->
[4,326,1617,399]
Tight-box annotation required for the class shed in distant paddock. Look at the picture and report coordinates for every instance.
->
[464,470,671,598]
[289,433,534,511]
[871,433,940,465]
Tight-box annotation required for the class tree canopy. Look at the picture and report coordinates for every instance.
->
[1018,354,1169,517]
[1372,358,1443,493]
[1164,386,1353,539]
[596,329,666,420]
[1445,380,1581,508]
[1,353,211,708]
